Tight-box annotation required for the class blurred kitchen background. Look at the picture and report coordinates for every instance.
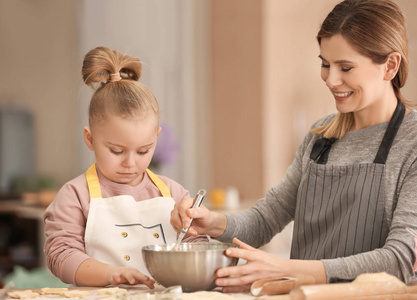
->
[0,0,416,287]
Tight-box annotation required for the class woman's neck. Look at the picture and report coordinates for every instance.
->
[351,92,400,131]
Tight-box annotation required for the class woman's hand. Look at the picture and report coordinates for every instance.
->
[215,238,288,293]
[170,196,227,238]
[106,266,155,288]
[216,238,327,293]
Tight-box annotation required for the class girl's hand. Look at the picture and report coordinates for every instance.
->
[215,238,288,293]
[76,258,157,288]
[170,196,227,238]
[106,266,155,288]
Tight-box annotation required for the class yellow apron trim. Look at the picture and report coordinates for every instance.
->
[86,163,102,199]
[85,163,171,198]
[146,169,172,198]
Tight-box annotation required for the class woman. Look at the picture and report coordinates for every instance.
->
[171,0,417,292]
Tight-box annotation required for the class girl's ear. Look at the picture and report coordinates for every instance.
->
[384,52,401,81]
[83,126,94,150]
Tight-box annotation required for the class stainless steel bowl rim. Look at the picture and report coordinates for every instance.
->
[142,242,239,251]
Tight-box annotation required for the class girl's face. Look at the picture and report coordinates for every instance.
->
[84,114,161,186]
[319,34,391,117]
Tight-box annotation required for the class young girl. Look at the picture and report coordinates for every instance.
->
[44,46,206,288]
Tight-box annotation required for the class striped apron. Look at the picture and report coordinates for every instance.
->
[291,99,405,260]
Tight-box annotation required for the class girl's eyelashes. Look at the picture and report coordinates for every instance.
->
[109,147,151,155]
[110,149,123,155]
[321,63,330,68]
[341,67,353,72]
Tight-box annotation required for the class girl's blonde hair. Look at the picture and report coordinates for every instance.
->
[313,0,409,139]
[81,46,159,128]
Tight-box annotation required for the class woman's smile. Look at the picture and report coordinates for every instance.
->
[332,91,353,101]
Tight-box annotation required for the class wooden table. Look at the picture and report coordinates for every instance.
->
[2,286,256,300]
[4,281,417,300]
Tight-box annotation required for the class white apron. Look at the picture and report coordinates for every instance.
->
[84,163,177,276]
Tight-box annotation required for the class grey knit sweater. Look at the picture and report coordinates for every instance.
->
[217,110,417,283]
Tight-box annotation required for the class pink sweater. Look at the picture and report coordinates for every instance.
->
[44,168,205,284]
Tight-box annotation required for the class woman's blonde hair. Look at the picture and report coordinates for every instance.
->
[312,0,409,139]
[82,46,159,128]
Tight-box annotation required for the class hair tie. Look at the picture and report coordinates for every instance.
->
[109,72,122,82]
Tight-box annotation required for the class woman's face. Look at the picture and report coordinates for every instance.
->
[84,114,160,186]
[319,34,389,115]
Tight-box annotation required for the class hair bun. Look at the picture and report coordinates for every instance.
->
[81,46,142,89]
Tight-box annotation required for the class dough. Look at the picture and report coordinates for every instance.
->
[97,287,128,295]
[353,272,403,284]
[59,290,89,298]
[7,290,39,299]
[40,288,69,295]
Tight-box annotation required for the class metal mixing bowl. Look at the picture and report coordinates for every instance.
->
[142,242,239,292]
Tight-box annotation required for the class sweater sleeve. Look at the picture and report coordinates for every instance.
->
[43,177,91,285]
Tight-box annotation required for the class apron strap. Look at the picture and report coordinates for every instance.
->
[310,137,337,164]
[146,169,172,198]
[86,163,102,198]
[311,98,405,165]
[85,163,172,198]
[373,98,406,164]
